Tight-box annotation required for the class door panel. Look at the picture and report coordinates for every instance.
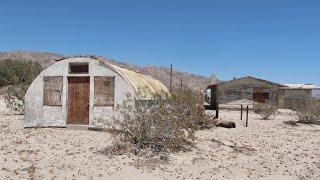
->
[67,77,89,124]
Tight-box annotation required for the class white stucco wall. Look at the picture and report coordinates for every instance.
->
[24,58,134,128]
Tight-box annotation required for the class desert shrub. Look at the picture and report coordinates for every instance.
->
[113,89,212,154]
[254,103,277,120]
[296,101,320,125]
[4,85,28,114]
[1,59,42,113]
[0,59,42,87]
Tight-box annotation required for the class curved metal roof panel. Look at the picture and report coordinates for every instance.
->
[109,64,170,100]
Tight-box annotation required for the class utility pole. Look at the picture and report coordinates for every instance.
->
[170,64,173,92]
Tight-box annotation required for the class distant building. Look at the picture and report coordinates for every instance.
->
[205,76,319,109]
[278,84,319,109]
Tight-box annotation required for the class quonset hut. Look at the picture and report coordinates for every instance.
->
[24,57,169,129]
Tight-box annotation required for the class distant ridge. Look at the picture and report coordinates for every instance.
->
[0,51,212,89]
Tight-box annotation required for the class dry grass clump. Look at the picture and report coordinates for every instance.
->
[111,89,213,155]
[296,101,320,125]
[254,103,277,120]
[103,140,135,156]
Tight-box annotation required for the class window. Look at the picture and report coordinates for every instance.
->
[69,62,89,74]
[43,76,63,106]
[94,76,115,106]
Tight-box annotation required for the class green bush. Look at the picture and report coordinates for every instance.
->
[112,89,213,154]
[1,59,43,113]
[0,59,42,87]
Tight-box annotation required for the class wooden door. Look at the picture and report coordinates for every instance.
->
[67,77,90,124]
[253,92,269,103]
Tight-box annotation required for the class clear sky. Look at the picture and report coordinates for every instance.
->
[0,0,319,84]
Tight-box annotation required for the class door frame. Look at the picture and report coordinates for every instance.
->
[67,76,90,125]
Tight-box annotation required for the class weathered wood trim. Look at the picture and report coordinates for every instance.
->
[94,76,115,106]
[43,76,63,106]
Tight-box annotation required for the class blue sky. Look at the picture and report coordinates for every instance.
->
[0,0,319,84]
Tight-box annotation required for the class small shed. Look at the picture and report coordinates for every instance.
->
[24,57,169,129]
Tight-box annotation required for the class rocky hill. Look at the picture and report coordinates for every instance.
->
[0,51,63,67]
[0,51,212,89]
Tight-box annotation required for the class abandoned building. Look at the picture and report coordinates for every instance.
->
[24,57,169,128]
[278,84,318,109]
[205,76,319,109]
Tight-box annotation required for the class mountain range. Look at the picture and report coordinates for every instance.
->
[0,51,214,90]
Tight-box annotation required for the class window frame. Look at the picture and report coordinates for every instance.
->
[94,76,115,106]
[68,62,89,74]
[43,76,63,106]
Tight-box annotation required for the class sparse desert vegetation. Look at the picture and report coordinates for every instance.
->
[1,96,320,179]
[0,59,42,113]
[107,90,213,156]
[254,103,278,120]
[296,100,320,125]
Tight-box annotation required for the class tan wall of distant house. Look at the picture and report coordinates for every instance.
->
[278,89,312,109]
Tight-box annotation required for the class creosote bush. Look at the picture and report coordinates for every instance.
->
[112,89,213,155]
[296,101,320,125]
[1,59,43,114]
[0,59,42,86]
[254,103,277,120]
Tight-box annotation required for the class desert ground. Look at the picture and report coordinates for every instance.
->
[0,96,320,180]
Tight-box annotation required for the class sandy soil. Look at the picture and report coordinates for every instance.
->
[1,97,320,180]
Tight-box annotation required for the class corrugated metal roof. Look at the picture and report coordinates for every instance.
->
[109,64,170,100]
[280,84,320,90]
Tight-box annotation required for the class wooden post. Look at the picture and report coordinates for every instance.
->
[240,105,243,120]
[170,64,173,92]
[180,78,183,89]
[246,105,249,127]
[215,103,219,119]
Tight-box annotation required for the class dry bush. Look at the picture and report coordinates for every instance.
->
[254,103,277,120]
[4,85,28,114]
[113,89,212,154]
[296,101,320,125]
